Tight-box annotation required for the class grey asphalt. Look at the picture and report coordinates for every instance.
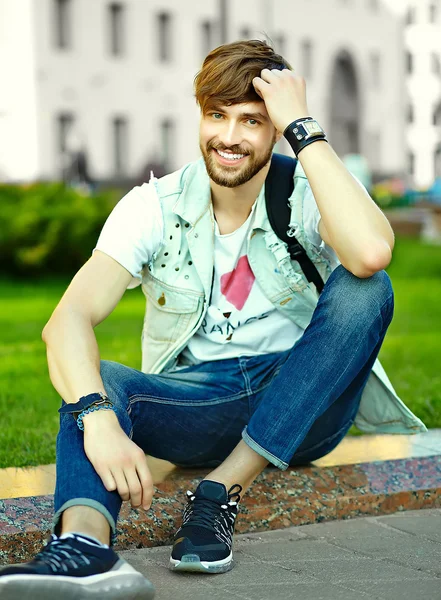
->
[120,508,441,600]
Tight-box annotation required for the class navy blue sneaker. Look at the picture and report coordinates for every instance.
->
[0,532,155,599]
[169,480,242,574]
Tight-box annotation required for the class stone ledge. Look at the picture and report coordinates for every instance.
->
[1,454,440,565]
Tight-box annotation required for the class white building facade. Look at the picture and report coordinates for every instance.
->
[0,0,407,183]
[404,0,441,188]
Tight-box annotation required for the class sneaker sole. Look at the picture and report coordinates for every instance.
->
[168,552,233,574]
[0,559,155,600]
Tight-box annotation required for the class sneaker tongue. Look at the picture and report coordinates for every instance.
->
[196,480,228,502]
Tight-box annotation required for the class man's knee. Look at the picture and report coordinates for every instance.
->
[324,265,394,324]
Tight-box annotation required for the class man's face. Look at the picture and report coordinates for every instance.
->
[199,101,281,188]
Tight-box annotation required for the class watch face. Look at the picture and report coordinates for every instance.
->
[304,120,322,135]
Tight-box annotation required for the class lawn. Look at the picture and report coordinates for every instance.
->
[0,236,440,468]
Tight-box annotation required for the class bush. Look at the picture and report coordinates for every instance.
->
[0,183,121,277]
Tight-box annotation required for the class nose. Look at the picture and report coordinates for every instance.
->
[218,120,243,149]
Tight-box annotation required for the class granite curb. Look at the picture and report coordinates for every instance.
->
[1,454,440,565]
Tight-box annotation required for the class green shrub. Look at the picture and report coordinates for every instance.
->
[0,183,121,277]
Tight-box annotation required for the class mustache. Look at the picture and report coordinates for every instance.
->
[208,142,250,155]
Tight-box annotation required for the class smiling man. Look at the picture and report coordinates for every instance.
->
[0,40,426,600]
[200,103,277,187]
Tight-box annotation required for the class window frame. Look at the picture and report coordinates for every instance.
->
[108,2,125,57]
[112,116,129,177]
[54,0,72,50]
[157,12,172,62]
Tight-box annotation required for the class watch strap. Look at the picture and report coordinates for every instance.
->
[58,392,113,415]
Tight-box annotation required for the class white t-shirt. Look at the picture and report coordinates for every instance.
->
[179,195,303,364]
[93,171,338,364]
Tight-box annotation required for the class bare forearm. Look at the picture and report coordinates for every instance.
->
[297,140,394,274]
[42,311,106,405]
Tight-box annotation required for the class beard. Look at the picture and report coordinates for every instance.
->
[200,134,277,188]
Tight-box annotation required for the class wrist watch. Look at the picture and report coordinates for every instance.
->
[283,116,328,157]
[284,117,326,141]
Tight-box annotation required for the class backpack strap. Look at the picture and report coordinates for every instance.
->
[265,153,325,294]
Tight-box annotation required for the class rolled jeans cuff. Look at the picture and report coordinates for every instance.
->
[242,426,289,471]
[52,498,117,547]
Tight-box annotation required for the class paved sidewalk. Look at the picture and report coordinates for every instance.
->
[120,508,441,600]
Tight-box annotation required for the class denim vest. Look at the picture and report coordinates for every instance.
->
[139,158,427,435]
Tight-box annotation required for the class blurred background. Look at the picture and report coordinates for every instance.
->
[0,0,441,469]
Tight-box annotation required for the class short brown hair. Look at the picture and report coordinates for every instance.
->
[194,39,292,113]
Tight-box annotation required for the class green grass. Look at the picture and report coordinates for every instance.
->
[0,279,145,468]
[0,236,440,468]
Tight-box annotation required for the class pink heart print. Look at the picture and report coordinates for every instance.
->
[220,255,255,310]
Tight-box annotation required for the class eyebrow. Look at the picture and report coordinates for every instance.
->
[242,112,268,121]
[207,106,268,121]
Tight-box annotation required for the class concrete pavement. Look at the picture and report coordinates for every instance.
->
[120,507,441,600]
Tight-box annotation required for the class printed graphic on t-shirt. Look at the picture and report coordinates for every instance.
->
[220,255,255,310]
[200,253,272,343]
[200,309,271,340]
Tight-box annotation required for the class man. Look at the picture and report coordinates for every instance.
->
[0,40,425,599]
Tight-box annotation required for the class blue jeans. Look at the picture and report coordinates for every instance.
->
[52,266,394,546]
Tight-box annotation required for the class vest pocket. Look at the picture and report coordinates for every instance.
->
[143,278,202,342]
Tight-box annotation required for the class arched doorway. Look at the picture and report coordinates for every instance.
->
[329,50,361,156]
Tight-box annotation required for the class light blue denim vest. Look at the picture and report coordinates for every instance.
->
[139,157,427,435]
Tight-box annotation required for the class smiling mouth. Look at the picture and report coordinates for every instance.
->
[213,148,248,164]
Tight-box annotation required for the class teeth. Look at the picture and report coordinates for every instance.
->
[217,150,245,161]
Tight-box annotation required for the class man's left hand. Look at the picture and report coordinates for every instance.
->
[252,69,310,133]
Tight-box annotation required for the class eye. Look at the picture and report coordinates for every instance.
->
[211,113,223,119]
[247,119,259,126]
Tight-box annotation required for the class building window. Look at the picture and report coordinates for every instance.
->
[430,2,439,23]
[433,102,441,126]
[109,3,125,56]
[370,52,381,87]
[161,119,174,169]
[54,0,72,49]
[57,112,75,154]
[408,104,414,124]
[158,12,172,62]
[201,20,214,57]
[273,34,285,57]
[435,145,441,178]
[432,52,441,76]
[408,151,415,176]
[219,0,228,44]
[406,51,413,74]
[301,40,313,79]
[239,26,251,39]
[113,116,128,176]
[366,130,381,169]
[406,6,416,25]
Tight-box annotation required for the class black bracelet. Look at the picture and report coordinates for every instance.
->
[283,118,328,157]
[293,136,328,156]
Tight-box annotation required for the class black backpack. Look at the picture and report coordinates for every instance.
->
[265,153,325,294]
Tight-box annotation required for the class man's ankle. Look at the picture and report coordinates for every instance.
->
[60,505,111,546]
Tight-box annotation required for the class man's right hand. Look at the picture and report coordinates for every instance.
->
[82,410,153,510]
